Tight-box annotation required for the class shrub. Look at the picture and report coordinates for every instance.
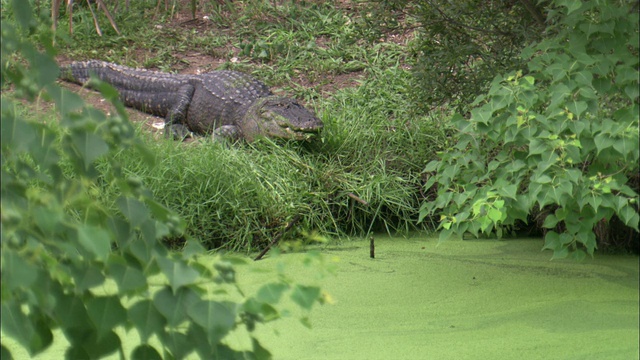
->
[419,0,639,258]
[1,2,323,358]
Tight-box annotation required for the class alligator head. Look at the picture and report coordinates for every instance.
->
[237,96,323,142]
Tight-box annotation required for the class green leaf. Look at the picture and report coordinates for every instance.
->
[156,257,200,292]
[128,300,166,342]
[562,0,583,15]
[593,133,615,155]
[251,338,272,360]
[1,102,37,152]
[108,259,147,294]
[542,214,559,228]
[528,138,549,156]
[116,197,150,228]
[186,300,237,343]
[70,263,105,292]
[1,345,12,360]
[566,100,587,117]
[70,131,109,171]
[1,303,34,352]
[132,345,162,360]
[153,286,199,327]
[619,205,640,231]
[470,107,492,125]
[612,135,637,156]
[290,285,321,311]
[497,184,518,200]
[159,331,191,360]
[76,225,111,261]
[86,296,127,340]
[81,330,121,359]
[10,0,33,29]
[1,250,38,291]
[256,283,289,304]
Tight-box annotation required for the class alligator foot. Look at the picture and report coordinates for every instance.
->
[165,123,193,141]
[212,125,241,142]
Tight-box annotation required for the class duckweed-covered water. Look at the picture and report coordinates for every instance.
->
[3,236,638,359]
[234,236,639,360]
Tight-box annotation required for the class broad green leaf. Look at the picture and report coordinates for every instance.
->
[1,303,34,352]
[160,330,192,360]
[497,184,518,200]
[1,250,38,291]
[562,0,583,15]
[70,263,105,292]
[116,197,150,228]
[251,338,272,360]
[612,135,637,156]
[156,257,199,292]
[132,345,162,360]
[594,133,615,154]
[108,260,147,294]
[153,286,199,327]
[53,293,91,330]
[80,330,121,359]
[33,204,64,235]
[70,131,109,171]
[10,0,33,29]
[542,214,559,228]
[186,300,237,343]
[624,84,639,101]
[47,86,85,115]
[566,100,587,117]
[128,300,166,342]
[1,102,37,151]
[1,345,12,360]
[76,225,111,261]
[256,283,289,304]
[551,246,570,260]
[470,107,492,125]
[619,205,640,231]
[528,138,549,156]
[487,207,504,223]
[86,296,127,340]
[290,285,321,311]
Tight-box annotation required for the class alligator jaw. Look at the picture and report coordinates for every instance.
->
[280,124,323,140]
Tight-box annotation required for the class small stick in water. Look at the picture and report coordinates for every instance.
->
[370,236,375,259]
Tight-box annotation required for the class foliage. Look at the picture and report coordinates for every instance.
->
[410,0,546,113]
[19,0,446,250]
[420,0,639,258]
[92,65,444,250]
[1,1,324,358]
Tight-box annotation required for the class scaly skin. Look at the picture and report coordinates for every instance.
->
[59,60,323,141]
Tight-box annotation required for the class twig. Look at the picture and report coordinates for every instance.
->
[254,215,301,261]
[370,236,375,259]
[347,192,369,206]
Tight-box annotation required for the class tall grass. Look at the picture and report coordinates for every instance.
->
[48,0,452,251]
[90,66,449,251]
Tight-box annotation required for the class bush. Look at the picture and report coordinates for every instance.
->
[1,2,323,358]
[410,0,546,113]
[419,0,639,258]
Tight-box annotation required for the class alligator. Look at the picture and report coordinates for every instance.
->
[59,60,323,141]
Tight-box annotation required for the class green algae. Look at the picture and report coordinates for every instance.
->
[3,236,638,359]
[235,236,639,360]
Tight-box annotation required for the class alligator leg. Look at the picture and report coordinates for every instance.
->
[117,84,196,140]
[164,84,196,140]
[212,125,241,141]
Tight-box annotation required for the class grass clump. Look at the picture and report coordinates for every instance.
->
[89,65,448,251]
[35,1,450,251]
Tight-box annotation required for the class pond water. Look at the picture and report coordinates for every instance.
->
[233,236,639,360]
[3,236,638,359]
